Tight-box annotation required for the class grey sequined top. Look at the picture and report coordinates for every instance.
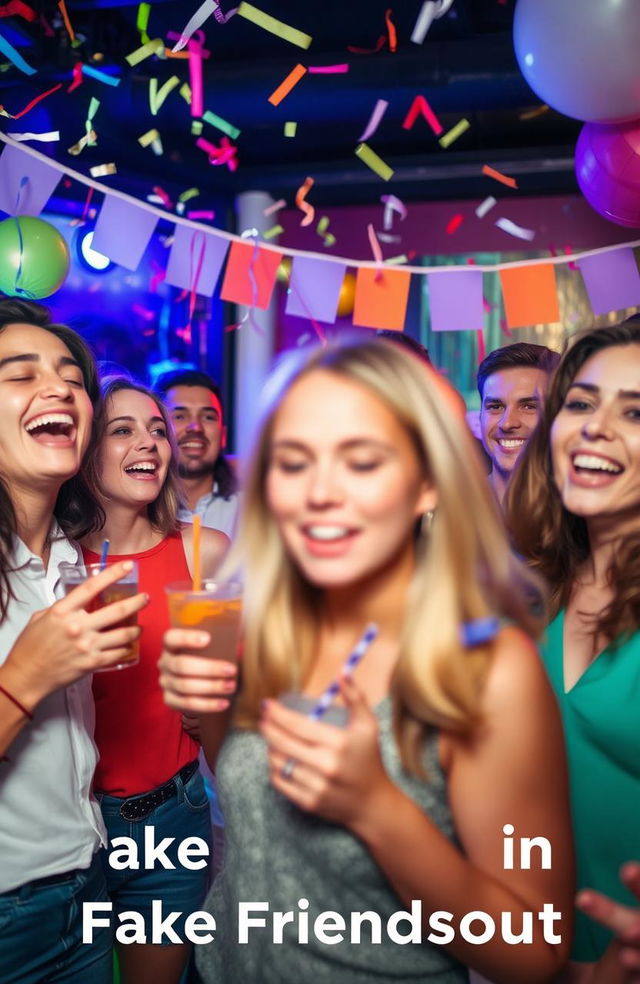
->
[196,697,469,984]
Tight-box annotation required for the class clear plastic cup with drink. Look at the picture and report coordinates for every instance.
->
[165,578,242,662]
[60,560,140,671]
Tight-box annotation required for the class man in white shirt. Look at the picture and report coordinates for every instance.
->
[155,370,241,538]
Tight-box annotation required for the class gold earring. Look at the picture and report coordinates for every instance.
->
[421,510,434,535]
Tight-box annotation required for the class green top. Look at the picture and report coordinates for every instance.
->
[540,611,640,962]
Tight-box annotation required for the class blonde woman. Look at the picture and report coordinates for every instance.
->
[160,335,573,984]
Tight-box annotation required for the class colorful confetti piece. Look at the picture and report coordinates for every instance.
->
[475,196,496,218]
[359,99,388,142]
[439,118,470,148]
[482,164,518,189]
[495,217,535,242]
[295,175,315,227]
[202,108,241,139]
[237,2,312,49]
[284,121,297,137]
[355,142,394,181]
[402,94,442,136]
[268,63,307,106]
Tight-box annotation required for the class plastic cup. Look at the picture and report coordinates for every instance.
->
[165,578,242,662]
[278,692,348,727]
[59,561,140,671]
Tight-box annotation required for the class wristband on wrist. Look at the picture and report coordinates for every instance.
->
[0,684,33,720]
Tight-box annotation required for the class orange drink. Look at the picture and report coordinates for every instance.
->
[165,579,242,662]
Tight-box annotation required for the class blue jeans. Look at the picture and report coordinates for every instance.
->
[99,766,213,941]
[0,852,112,984]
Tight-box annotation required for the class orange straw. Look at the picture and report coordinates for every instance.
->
[192,513,202,591]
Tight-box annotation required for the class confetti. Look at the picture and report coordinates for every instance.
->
[237,3,312,49]
[348,35,386,55]
[439,118,470,148]
[191,120,203,135]
[386,254,409,265]
[475,196,496,218]
[367,223,383,265]
[125,38,165,67]
[385,9,397,52]
[12,130,59,142]
[519,104,549,121]
[136,3,151,44]
[268,63,306,106]
[149,75,179,115]
[316,215,336,248]
[0,81,62,118]
[263,198,286,215]
[0,3,37,22]
[376,232,401,243]
[411,1,437,44]
[308,64,349,74]
[83,64,120,87]
[0,29,36,73]
[180,82,191,103]
[482,164,518,189]
[67,130,95,155]
[179,187,200,203]
[172,0,218,52]
[90,163,117,178]
[381,193,407,230]
[359,98,388,142]
[138,128,163,154]
[188,38,205,117]
[495,217,535,241]
[446,213,464,234]
[57,1,77,44]
[284,121,297,137]
[355,142,394,181]
[402,94,442,136]
[186,209,215,220]
[202,109,241,139]
[295,176,315,227]
[263,224,283,239]
[196,135,238,171]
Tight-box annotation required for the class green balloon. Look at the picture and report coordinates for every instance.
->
[0,215,70,299]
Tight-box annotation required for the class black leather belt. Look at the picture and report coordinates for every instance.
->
[115,760,199,822]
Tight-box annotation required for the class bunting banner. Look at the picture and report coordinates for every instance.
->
[1,134,640,334]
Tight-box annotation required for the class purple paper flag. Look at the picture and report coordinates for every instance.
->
[286,256,347,322]
[165,226,229,297]
[0,144,61,216]
[427,269,484,332]
[92,195,158,270]
[579,248,640,315]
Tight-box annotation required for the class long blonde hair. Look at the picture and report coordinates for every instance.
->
[232,335,544,773]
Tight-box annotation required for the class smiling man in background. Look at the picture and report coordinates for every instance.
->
[478,342,560,506]
[155,369,241,538]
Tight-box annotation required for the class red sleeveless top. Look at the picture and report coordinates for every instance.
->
[85,533,199,796]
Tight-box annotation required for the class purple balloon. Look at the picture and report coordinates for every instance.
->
[514,0,640,123]
[575,121,640,228]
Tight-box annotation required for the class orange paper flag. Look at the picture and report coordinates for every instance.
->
[353,266,411,331]
[499,263,559,329]
[220,241,283,309]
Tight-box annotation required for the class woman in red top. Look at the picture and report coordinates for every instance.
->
[80,377,228,984]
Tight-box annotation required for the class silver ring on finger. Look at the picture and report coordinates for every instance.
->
[281,757,296,781]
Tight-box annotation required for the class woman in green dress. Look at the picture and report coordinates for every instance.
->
[507,316,640,983]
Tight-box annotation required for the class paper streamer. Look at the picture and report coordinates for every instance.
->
[0,2,37,22]
[0,29,36,74]
[295,176,315,227]
[446,213,464,234]
[12,130,59,142]
[82,64,121,87]
[202,109,241,139]
[402,94,442,136]
[439,119,470,148]
[268,64,307,106]
[495,217,535,242]
[355,143,394,181]
[57,0,76,44]
[172,0,218,52]
[367,223,383,266]
[139,128,163,155]
[263,224,283,239]
[0,82,62,119]
[359,99,388,142]
[237,3,312,49]
[475,196,496,218]
[137,2,151,44]
[385,9,397,52]
[482,164,518,189]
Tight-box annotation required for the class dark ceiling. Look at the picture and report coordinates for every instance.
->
[0,0,580,212]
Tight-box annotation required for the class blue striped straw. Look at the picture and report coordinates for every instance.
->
[308,623,379,722]
[99,538,110,571]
